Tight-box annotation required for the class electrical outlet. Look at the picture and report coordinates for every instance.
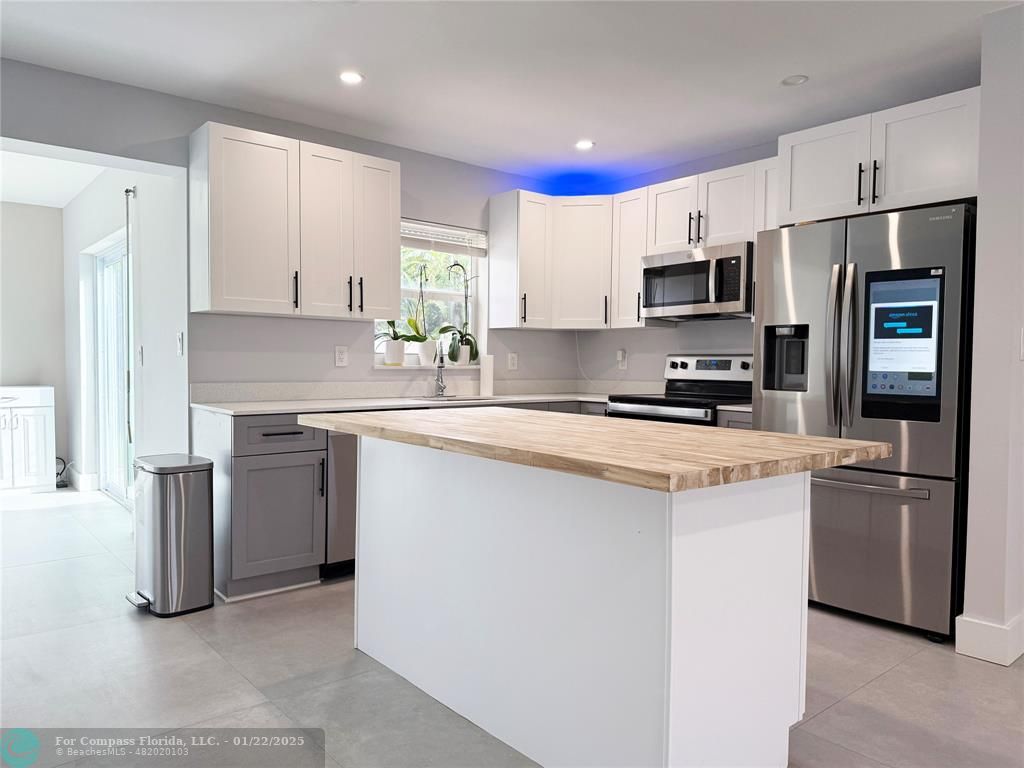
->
[617,349,628,370]
[507,352,518,371]
[335,346,349,367]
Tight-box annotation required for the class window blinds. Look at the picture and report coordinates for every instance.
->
[400,219,488,258]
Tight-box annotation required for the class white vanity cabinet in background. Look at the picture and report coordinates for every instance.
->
[778,87,979,224]
[190,122,400,321]
[0,387,56,493]
[551,196,613,328]
[488,189,554,328]
[610,187,648,328]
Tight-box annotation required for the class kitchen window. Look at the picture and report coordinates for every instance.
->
[374,220,487,355]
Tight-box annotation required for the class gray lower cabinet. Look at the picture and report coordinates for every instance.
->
[231,451,327,579]
[716,410,752,429]
[546,401,582,414]
[580,402,607,417]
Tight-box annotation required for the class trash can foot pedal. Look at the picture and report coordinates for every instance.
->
[126,592,150,610]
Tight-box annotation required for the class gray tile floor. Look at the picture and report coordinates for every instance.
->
[2,491,1022,767]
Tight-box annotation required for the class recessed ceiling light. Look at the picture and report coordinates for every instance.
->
[575,139,595,151]
[781,74,809,87]
[339,70,364,85]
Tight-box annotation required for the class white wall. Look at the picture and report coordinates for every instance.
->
[0,201,67,459]
[62,166,188,488]
[956,4,1024,667]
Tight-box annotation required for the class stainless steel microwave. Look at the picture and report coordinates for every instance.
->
[641,241,753,320]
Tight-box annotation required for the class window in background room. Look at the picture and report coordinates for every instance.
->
[374,220,488,357]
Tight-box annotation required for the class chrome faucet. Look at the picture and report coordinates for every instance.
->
[434,340,447,397]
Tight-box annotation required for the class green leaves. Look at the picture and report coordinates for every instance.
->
[374,319,427,343]
[438,323,479,362]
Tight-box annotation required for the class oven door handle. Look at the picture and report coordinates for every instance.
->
[606,402,714,422]
[811,477,930,500]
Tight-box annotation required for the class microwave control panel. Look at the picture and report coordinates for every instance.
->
[718,257,743,302]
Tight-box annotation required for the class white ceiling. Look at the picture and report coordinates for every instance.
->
[1,151,105,208]
[0,1,999,183]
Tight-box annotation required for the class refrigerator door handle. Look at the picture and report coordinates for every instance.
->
[825,264,842,426]
[839,262,857,428]
[811,477,930,500]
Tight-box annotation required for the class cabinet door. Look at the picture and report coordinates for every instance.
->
[208,124,301,314]
[11,407,55,489]
[646,175,698,255]
[696,163,755,246]
[753,157,779,235]
[353,154,401,320]
[778,115,871,224]
[518,191,553,328]
[551,196,613,329]
[869,88,979,212]
[299,142,355,318]
[610,187,647,328]
[0,410,12,489]
[231,451,327,579]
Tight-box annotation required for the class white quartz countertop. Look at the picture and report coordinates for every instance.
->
[190,392,607,416]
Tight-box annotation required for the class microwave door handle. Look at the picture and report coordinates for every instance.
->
[707,259,717,304]
[839,262,857,428]
[825,264,841,427]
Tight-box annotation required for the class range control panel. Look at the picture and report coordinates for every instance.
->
[664,354,753,381]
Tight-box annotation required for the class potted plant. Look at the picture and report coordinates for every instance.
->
[375,321,410,366]
[439,322,478,366]
[406,316,436,367]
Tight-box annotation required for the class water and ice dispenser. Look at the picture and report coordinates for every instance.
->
[762,325,809,392]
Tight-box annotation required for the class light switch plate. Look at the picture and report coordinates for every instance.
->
[507,352,518,371]
[335,346,349,367]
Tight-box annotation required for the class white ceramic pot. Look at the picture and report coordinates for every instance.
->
[452,343,475,366]
[416,341,437,367]
[383,339,405,366]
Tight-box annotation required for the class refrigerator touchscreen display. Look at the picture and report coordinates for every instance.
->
[864,272,943,402]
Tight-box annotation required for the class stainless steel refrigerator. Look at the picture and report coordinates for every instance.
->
[753,203,974,637]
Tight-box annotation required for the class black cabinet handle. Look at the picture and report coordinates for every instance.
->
[261,431,304,438]
[688,212,694,245]
[347,276,353,312]
[319,457,326,497]
[603,295,608,325]
[358,277,364,312]
[293,271,299,308]
[857,162,865,206]
[521,293,527,323]
[637,291,641,323]
[871,160,879,204]
[696,210,703,243]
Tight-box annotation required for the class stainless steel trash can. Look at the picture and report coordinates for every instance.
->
[130,454,214,617]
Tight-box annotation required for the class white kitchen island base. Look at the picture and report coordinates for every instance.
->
[355,437,810,768]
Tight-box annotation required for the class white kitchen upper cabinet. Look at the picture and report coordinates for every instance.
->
[610,188,648,328]
[696,163,755,246]
[11,407,55,490]
[551,196,613,329]
[299,142,355,319]
[190,122,301,315]
[869,87,980,212]
[353,153,401,320]
[778,114,872,225]
[753,157,779,235]
[488,190,554,329]
[646,175,698,255]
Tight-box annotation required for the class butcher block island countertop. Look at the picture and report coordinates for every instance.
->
[298,406,890,492]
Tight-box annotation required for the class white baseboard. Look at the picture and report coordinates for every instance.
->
[955,612,1024,666]
[69,468,99,491]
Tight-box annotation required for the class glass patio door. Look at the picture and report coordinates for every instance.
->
[96,241,133,506]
